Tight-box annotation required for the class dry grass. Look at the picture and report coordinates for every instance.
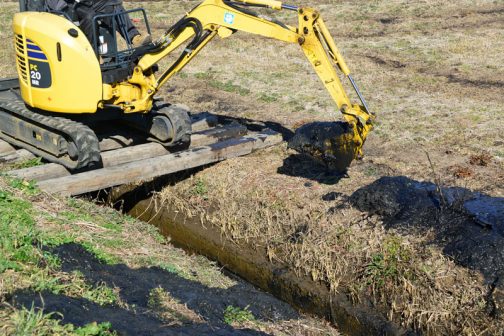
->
[147,286,205,325]
[134,0,501,334]
[159,146,499,334]
[1,0,503,334]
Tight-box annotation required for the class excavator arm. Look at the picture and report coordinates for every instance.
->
[136,0,375,162]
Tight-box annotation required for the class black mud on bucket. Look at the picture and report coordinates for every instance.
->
[288,121,357,175]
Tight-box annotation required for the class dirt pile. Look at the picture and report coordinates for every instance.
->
[350,176,504,317]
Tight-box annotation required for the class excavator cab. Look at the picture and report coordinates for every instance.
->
[90,8,152,83]
[8,0,375,173]
[18,0,152,83]
[14,0,158,111]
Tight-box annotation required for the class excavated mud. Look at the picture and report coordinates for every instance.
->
[349,176,504,316]
[288,121,357,175]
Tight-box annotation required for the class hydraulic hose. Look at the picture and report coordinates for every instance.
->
[156,17,205,85]
[223,0,289,29]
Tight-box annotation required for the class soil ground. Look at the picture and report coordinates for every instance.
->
[0,0,503,334]
[0,176,340,335]
[122,0,503,334]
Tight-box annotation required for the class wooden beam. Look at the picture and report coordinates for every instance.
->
[0,140,16,156]
[8,163,68,181]
[191,112,218,132]
[10,123,248,182]
[37,130,281,196]
[191,122,247,146]
[0,149,35,163]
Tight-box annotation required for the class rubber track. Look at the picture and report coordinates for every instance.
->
[154,103,192,146]
[0,98,100,169]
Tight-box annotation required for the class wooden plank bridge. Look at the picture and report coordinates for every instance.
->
[0,79,282,196]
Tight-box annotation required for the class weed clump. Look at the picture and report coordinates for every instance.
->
[223,305,255,325]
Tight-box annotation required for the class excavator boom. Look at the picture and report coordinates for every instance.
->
[134,0,374,168]
[6,0,374,172]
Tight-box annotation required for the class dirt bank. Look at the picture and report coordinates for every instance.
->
[112,182,407,335]
[0,175,340,335]
[111,172,504,335]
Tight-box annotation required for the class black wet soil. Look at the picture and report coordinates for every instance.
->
[288,121,357,175]
[348,176,504,316]
[277,153,347,185]
[9,243,301,335]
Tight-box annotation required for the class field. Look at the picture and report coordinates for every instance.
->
[1,0,503,334]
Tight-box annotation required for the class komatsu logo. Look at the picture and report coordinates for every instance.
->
[224,12,235,25]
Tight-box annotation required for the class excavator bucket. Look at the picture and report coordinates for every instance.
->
[288,121,359,175]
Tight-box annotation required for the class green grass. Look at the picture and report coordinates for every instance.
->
[0,190,38,272]
[194,72,251,96]
[4,305,116,336]
[364,237,413,289]
[258,93,279,103]
[80,242,120,265]
[158,263,181,275]
[223,305,255,325]
[0,187,119,295]
[207,79,250,96]
[0,185,120,333]
[9,157,43,170]
[81,282,118,306]
[74,322,116,336]
[5,176,39,195]
[190,178,208,199]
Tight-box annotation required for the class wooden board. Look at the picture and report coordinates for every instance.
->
[190,112,219,132]
[0,149,35,163]
[0,140,16,156]
[9,123,248,182]
[37,130,281,196]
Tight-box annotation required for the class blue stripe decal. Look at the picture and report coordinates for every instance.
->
[27,51,47,60]
[26,38,33,43]
[27,43,42,51]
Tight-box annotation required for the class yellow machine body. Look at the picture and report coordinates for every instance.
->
[11,0,374,166]
[13,12,102,113]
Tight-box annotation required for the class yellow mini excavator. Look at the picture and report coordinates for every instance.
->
[2,0,374,171]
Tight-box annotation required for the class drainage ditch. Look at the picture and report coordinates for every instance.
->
[107,175,504,335]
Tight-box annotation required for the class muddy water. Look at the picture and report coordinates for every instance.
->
[111,175,503,334]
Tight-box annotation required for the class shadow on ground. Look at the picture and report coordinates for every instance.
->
[277,154,347,185]
[213,113,294,142]
[344,176,504,316]
[10,243,300,335]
